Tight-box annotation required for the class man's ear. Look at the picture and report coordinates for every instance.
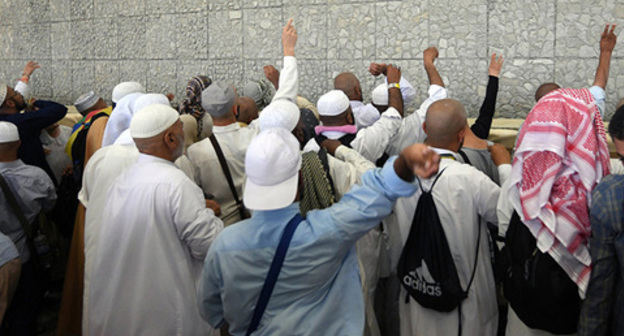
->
[164,130,176,149]
[422,121,427,134]
[346,110,354,125]
[354,86,362,100]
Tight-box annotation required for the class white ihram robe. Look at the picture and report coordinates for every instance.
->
[87,154,223,335]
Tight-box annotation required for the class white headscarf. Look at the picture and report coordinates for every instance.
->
[101,93,144,147]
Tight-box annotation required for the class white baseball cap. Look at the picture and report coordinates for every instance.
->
[258,100,300,132]
[0,121,19,143]
[244,128,302,210]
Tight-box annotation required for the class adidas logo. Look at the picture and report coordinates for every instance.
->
[403,260,442,297]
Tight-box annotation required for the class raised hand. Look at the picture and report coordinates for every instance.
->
[489,53,504,77]
[369,63,388,76]
[263,65,280,89]
[282,18,297,56]
[386,64,401,84]
[423,47,439,66]
[600,23,617,53]
[22,60,40,77]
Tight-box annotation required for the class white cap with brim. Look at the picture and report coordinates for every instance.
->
[0,84,7,106]
[258,100,300,132]
[372,84,389,106]
[112,81,146,103]
[244,128,302,211]
[201,81,236,117]
[74,91,100,113]
[130,104,179,139]
[0,121,19,143]
[317,90,350,117]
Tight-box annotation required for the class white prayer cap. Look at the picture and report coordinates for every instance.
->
[0,84,7,106]
[133,93,170,113]
[112,81,146,103]
[130,104,180,139]
[258,100,300,132]
[74,91,100,113]
[201,81,236,117]
[244,128,302,211]
[317,90,350,117]
[372,84,389,106]
[0,121,19,143]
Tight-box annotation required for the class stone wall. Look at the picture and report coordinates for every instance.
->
[0,0,622,119]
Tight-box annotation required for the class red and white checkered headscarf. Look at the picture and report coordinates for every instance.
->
[508,88,610,297]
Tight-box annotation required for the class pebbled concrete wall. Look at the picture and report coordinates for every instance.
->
[0,0,622,119]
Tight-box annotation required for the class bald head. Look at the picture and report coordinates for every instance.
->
[424,99,467,150]
[535,82,560,102]
[237,96,259,124]
[334,72,362,101]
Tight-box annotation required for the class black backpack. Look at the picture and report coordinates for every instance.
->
[397,169,481,330]
[502,210,581,334]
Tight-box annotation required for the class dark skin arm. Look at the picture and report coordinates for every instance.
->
[387,65,404,117]
[423,47,444,88]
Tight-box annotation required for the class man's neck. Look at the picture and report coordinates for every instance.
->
[0,155,18,162]
[425,140,459,153]
[0,108,18,116]
[212,116,237,127]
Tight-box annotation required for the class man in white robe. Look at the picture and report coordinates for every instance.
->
[388,99,511,336]
[86,105,223,335]
[185,19,299,225]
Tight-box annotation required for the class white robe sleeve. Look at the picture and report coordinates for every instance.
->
[350,107,402,162]
[172,179,224,261]
[329,145,376,199]
[415,85,448,122]
[15,80,30,99]
[271,56,298,104]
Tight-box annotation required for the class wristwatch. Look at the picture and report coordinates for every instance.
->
[388,82,400,89]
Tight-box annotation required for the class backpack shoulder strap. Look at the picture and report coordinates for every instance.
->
[416,168,446,194]
[246,213,304,335]
[457,149,472,165]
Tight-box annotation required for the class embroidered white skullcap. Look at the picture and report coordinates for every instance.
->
[372,84,389,106]
[112,81,146,103]
[74,91,100,113]
[244,128,302,211]
[201,81,236,117]
[130,104,179,139]
[0,121,19,143]
[0,84,7,106]
[133,93,170,113]
[317,90,350,117]
[258,100,300,132]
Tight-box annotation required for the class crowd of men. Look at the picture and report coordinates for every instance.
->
[0,18,622,336]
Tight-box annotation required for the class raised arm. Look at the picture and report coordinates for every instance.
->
[15,61,40,98]
[387,65,404,117]
[270,18,298,104]
[592,24,616,90]
[369,62,417,104]
[423,47,444,88]
[471,53,503,139]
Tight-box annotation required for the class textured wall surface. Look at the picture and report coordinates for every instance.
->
[0,0,623,119]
